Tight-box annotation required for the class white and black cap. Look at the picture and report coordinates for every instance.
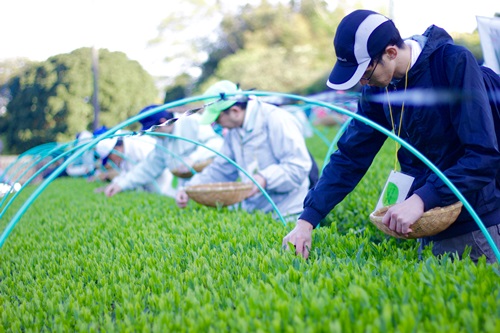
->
[327,10,398,90]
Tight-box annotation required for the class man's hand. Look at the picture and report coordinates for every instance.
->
[175,158,194,174]
[176,189,189,208]
[98,172,109,182]
[104,183,122,197]
[381,194,424,236]
[94,186,106,193]
[282,219,314,259]
[247,174,267,198]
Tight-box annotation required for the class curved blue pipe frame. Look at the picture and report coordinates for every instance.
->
[0,91,498,264]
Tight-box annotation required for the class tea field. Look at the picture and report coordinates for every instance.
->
[0,126,499,332]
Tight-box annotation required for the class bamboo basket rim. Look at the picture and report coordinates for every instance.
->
[185,182,253,207]
[369,201,463,239]
[171,158,214,178]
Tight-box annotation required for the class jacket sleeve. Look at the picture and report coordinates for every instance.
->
[257,108,311,193]
[66,152,94,177]
[185,137,239,186]
[414,48,500,210]
[186,124,224,163]
[300,92,390,227]
[113,146,167,191]
[125,137,156,164]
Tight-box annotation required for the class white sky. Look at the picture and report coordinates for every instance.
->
[1,0,498,78]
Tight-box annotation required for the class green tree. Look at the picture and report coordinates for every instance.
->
[1,48,158,154]
[0,58,33,88]
[198,0,345,93]
[151,0,222,84]
[154,0,348,95]
[0,58,34,152]
[164,73,192,103]
[452,30,483,62]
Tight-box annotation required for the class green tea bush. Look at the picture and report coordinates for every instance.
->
[1,183,499,333]
[0,126,498,332]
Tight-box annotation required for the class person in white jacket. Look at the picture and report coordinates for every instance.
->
[176,80,312,218]
[94,128,158,185]
[66,130,96,177]
[102,105,224,198]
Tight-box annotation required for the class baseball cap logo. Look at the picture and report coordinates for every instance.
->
[337,57,347,62]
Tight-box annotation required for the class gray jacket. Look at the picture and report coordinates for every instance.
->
[187,100,312,217]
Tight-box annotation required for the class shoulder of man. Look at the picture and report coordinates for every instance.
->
[176,113,200,129]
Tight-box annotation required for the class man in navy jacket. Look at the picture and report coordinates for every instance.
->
[283,10,500,263]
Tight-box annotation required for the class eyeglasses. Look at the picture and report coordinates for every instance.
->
[361,61,379,82]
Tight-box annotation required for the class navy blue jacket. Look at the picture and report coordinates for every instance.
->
[301,26,500,240]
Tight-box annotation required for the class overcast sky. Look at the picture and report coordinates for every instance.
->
[1,0,498,78]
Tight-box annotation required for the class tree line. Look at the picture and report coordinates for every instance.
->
[0,0,484,154]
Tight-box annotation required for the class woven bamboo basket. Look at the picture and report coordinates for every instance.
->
[171,158,214,179]
[369,201,463,239]
[185,182,253,207]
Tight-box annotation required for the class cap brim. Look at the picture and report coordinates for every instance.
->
[141,121,156,131]
[96,137,118,159]
[199,107,220,125]
[327,60,370,90]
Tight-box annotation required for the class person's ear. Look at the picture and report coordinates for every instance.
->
[385,45,398,60]
[230,105,243,115]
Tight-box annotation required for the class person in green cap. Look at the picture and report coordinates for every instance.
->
[175,80,314,219]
